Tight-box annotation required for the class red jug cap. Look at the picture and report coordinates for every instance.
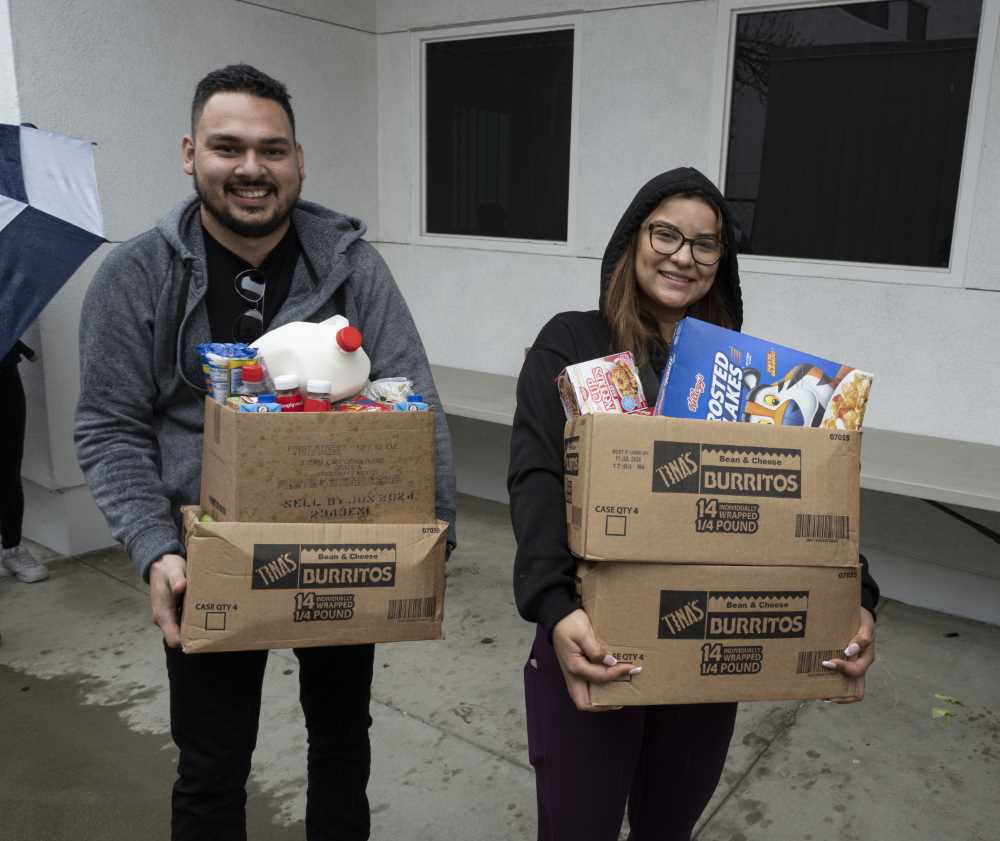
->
[336,325,363,353]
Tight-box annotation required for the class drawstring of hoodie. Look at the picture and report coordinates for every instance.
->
[175,262,207,395]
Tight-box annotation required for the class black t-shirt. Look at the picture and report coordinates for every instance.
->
[203,224,300,343]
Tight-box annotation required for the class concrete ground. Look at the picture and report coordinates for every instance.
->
[1,493,997,841]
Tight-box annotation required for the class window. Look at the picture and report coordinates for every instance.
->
[724,0,983,267]
[424,29,574,242]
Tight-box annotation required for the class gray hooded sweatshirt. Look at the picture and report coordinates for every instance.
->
[76,196,456,580]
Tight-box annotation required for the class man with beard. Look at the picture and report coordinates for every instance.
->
[75,65,456,841]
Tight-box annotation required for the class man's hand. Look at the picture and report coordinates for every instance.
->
[149,553,187,648]
[552,609,638,712]
[822,607,876,703]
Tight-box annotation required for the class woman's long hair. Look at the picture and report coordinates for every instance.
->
[602,193,737,366]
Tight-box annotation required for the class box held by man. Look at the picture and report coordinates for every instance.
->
[201,397,436,524]
[181,508,447,652]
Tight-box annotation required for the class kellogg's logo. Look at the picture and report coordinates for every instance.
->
[687,373,705,412]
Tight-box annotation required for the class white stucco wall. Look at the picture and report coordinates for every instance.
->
[377,0,1000,448]
[6,0,999,580]
[7,0,377,551]
[0,0,18,121]
[376,0,690,32]
[965,9,1000,293]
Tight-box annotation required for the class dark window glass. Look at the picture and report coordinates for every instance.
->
[426,30,574,241]
[725,1,982,267]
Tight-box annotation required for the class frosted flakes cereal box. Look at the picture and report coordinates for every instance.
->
[557,352,648,419]
[654,318,874,430]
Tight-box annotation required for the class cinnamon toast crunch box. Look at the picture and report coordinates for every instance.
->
[654,318,874,431]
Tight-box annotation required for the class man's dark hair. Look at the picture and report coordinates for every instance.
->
[191,64,296,137]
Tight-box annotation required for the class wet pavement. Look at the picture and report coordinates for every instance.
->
[1,494,997,841]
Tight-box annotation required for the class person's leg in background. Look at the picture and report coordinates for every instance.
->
[525,625,646,841]
[296,643,376,841]
[166,645,270,841]
[0,360,47,583]
[625,702,738,841]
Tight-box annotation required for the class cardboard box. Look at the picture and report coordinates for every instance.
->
[579,561,861,705]
[201,397,435,524]
[556,352,648,417]
[565,413,860,566]
[180,508,447,653]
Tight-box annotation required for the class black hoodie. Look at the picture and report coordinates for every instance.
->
[508,168,877,637]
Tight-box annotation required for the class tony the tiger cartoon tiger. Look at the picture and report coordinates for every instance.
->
[741,364,852,427]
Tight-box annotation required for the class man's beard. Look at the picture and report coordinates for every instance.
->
[193,171,301,239]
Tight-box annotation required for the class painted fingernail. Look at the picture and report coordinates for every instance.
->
[603,655,618,666]
[821,660,837,669]
[629,666,642,675]
[844,643,861,657]
[823,699,833,704]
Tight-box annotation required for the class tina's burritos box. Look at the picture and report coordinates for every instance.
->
[201,397,435,524]
[180,508,447,653]
[579,561,861,705]
[565,413,860,566]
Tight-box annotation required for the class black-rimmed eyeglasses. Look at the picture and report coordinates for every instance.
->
[233,268,267,343]
[647,223,723,266]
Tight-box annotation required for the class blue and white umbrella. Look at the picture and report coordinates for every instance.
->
[0,123,104,359]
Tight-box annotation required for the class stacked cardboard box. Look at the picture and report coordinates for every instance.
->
[180,398,447,653]
[564,413,862,705]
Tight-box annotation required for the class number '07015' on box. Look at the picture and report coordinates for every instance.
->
[564,413,860,566]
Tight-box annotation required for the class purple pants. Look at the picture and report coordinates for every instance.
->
[524,626,737,841]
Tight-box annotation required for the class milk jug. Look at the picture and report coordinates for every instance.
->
[251,315,371,401]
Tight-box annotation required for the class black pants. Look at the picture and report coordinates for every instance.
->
[0,362,26,549]
[165,643,375,841]
[525,626,737,841]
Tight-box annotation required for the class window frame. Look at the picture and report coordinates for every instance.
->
[411,17,581,255]
[707,0,999,288]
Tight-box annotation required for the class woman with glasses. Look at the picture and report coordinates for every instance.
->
[507,168,878,841]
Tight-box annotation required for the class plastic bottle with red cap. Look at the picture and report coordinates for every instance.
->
[237,363,269,398]
[250,315,371,400]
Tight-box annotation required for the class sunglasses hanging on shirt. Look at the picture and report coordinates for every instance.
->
[233,268,267,343]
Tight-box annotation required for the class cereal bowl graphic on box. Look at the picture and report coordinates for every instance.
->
[654,318,874,430]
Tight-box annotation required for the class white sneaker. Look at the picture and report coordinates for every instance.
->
[1,546,49,583]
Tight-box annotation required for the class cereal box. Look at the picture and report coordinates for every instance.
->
[557,352,648,419]
[654,318,874,430]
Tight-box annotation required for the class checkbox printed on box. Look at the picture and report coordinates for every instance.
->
[605,515,627,537]
[205,612,227,631]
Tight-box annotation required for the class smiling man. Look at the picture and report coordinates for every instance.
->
[75,65,456,841]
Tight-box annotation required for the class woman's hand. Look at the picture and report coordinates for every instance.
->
[822,607,876,703]
[552,609,638,711]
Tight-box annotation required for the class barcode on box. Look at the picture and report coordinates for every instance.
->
[387,596,436,622]
[795,514,849,541]
[796,649,838,674]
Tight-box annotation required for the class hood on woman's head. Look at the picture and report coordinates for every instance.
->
[599,167,743,332]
